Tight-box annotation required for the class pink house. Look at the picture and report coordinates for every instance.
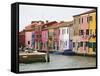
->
[25,24,35,49]
[79,14,89,53]
[25,31,33,49]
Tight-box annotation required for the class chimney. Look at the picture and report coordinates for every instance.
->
[46,20,49,23]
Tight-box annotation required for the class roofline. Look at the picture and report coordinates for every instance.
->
[73,9,96,17]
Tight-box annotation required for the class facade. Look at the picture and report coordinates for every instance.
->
[41,24,48,51]
[32,21,44,51]
[22,9,96,55]
[25,31,33,49]
[73,9,96,55]
[47,21,57,52]
[88,10,96,55]
[59,27,69,51]
[68,21,73,51]
[25,24,35,49]
[72,15,80,53]
[47,22,60,51]
[79,14,89,54]
[54,25,60,51]
[19,30,25,48]
[59,21,73,52]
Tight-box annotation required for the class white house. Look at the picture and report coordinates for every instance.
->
[59,21,73,52]
[59,27,70,51]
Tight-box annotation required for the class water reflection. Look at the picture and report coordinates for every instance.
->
[19,54,96,71]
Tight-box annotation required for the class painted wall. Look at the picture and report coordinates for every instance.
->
[72,16,80,52]
[42,30,48,51]
[42,30,48,43]
[59,27,69,51]
[19,31,25,48]
[54,28,60,51]
[79,14,89,54]
[48,29,54,51]
[89,12,96,54]
[80,14,89,42]
[25,31,33,49]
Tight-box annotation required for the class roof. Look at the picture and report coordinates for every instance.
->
[25,24,35,31]
[47,23,59,29]
[73,9,96,17]
[43,21,57,26]
[19,30,25,35]
[41,21,58,30]
[58,21,73,28]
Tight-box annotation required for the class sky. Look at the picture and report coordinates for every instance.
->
[19,5,94,31]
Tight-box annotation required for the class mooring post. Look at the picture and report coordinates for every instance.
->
[46,41,50,62]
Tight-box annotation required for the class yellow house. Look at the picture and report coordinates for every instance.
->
[88,10,96,55]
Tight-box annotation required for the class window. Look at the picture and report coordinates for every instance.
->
[86,29,89,35]
[67,29,69,34]
[66,41,67,46]
[82,18,83,23]
[85,42,88,47]
[80,42,83,47]
[79,18,80,24]
[87,17,89,23]
[80,30,84,35]
[28,41,30,45]
[93,42,96,47]
[39,35,41,38]
[93,42,96,52]
[90,29,92,35]
[62,29,66,35]
[89,16,92,21]
[78,42,80,47]
[88,42,92,48]
[73,42,75,47]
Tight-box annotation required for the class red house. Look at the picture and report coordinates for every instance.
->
[19,30,25,48]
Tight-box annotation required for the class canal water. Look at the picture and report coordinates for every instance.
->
[19,54,96,72]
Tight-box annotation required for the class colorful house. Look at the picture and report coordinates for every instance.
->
[25,24,35,49]
[72,15,80,53]
[79,13,89,54]
[41,24,48,51]
[88,10,96,55]
[73,9,96,55]
[59,21,73,52]
[47,22,60,51]
[33,21,44,51]
[47,21,58,52]
[19,30,25,49]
